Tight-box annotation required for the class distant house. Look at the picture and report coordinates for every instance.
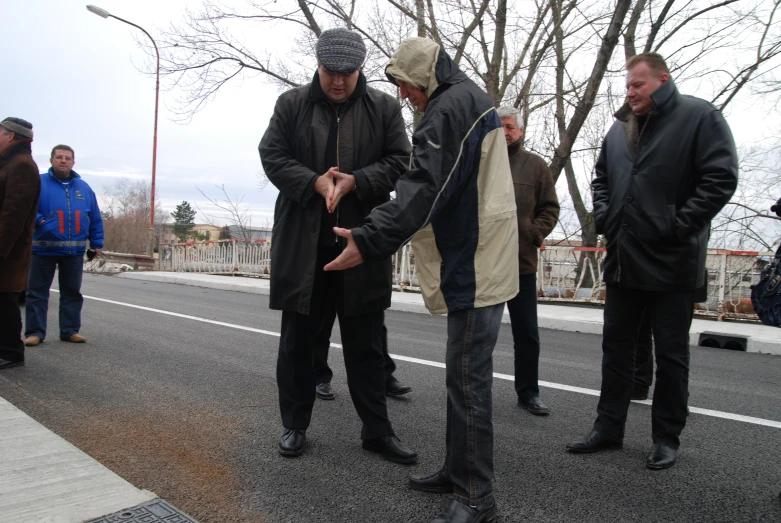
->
[157,223,223,244]
[227,225,273,242]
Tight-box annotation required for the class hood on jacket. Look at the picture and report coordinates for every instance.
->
[385,38,467,102]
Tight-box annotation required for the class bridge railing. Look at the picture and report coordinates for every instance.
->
[163,239,774,321]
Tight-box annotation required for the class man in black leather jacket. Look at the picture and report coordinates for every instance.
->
[567,53,738,470]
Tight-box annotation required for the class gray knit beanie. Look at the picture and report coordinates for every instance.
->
[0,117,34,139]
[316,28,366,74]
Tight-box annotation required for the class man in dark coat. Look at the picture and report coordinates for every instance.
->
[0,117,41,370]
[258,28,416,463]
[497,105,560,416]
[567,53,738,470]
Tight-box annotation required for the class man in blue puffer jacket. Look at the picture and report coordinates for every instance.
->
[24,144,103,346]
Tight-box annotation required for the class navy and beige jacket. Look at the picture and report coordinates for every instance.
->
[33,169,104,257]
[352,38,519,314]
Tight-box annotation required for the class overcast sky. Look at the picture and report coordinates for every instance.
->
[4,0,283,226]
[5,0,779,231]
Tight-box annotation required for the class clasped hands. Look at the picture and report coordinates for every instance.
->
[314,167,364,272]
[314,166,356,213]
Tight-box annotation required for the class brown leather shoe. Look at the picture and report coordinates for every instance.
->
[24,336,42,346]
[61,334,86,343]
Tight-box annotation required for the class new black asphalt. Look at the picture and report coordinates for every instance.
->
[0,274,779,522]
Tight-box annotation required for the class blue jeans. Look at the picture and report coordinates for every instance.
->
[25,255,84,340]
[444,303,504,505]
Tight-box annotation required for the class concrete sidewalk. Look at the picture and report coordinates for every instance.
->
[118,271,781,356]
[0,396,198,522]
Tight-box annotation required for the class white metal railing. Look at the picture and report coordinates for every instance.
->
[163,239,775,321]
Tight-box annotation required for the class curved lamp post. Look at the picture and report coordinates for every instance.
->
[87,5,160,257]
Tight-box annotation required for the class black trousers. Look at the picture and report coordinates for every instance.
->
[506,273,541,401]
[633,311,654,391]
[277,247,394,440]
[594,286,694,449]
[313,312,396,385]
[0,292,25,362]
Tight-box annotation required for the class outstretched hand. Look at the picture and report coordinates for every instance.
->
[323,228,364,271]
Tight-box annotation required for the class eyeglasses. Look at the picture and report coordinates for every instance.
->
[53,156,74,161]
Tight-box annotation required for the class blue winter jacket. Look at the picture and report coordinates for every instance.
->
[32,169,104,257]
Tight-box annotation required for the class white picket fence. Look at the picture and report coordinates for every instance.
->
[161,239,774,320]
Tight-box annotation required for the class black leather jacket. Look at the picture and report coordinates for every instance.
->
[592,80,738,291]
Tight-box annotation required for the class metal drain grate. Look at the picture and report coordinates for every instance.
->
[88,499,199,523]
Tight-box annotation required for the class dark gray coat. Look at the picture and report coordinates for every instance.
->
[592,80,738,292]
[259,73,410,315]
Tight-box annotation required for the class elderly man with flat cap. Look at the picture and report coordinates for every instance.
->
[259,28,416,463]
[0,117,41,369]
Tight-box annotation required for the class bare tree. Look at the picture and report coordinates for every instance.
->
[154,0,781,251]
[195,184,257,242]
[100,178,167,254]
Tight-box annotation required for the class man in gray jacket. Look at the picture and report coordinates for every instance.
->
[567,53,738,470]
[326,38,518,523]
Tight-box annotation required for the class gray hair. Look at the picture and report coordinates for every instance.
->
[496,105,524,130]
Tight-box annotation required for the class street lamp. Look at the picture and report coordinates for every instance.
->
[87,4,160,258]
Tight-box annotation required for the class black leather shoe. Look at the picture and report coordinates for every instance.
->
[430,499,497,523]
[646,443,677,470]
[362,435,418,464]
[409,468,453,493]
[386,377,412,396]
[315,382,335,400]
[566,430,622,453]
[519,396,550,415]
[0,359,24,370]
[631,387,649,400]
[278,429,305,456]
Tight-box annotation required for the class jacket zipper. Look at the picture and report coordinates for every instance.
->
[65,186,72,255]
[615,115,652,283]
[331,103,341,244]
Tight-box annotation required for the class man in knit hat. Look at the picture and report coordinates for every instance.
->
[259,28,417,463]
[0,117,41,369]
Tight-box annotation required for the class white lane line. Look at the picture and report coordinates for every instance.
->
[71,291,781,430]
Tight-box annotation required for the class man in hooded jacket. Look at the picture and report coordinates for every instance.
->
[258,28,416,464]
[325,37,518,523]
[566,53,737,470]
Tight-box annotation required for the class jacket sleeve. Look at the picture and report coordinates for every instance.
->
[352,109,455,260]
[531,159,560,246]
[88,186,104,249]
[675,109,739,240]
[258,94,320,207]
[352,101,411,200]
[0,161,39,258]
[591,140,610,236]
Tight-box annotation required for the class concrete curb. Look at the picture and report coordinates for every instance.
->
[116,272,781,356]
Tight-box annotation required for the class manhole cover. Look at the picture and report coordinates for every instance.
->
[88,499,199,522]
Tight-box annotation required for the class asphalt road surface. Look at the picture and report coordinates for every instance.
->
[1,274,779,523]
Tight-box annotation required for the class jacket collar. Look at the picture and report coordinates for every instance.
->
[0,139,32,160]
[614,79,680,122]
[47,167,80,183]
[308,70,368,103]
[507,138,523,156]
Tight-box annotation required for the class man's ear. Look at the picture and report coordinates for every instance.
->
[659,72,670,84]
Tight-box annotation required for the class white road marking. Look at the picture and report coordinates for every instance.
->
[66,290,781,431]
